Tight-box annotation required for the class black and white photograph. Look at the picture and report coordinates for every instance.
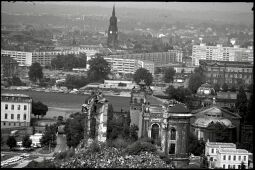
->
[1,1,253,169]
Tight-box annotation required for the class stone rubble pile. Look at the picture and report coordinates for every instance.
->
[56,146,174,168]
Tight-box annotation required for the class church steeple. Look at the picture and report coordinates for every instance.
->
[112,5,115,16]
[107,4,118,49]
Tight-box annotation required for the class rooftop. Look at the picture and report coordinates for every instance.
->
[206,142,236,148]
[218,148,251,154]
[1,93,30,98]
[167,103,190,113]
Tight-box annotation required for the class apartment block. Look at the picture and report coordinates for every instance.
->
[191,44,253,66]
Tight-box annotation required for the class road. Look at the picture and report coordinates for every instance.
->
[54,134,68,153]
[5,134,67,168]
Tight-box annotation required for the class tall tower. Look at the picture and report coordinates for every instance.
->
[107,5,118,49]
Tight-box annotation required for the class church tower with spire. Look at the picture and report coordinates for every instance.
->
[107,5,118,49]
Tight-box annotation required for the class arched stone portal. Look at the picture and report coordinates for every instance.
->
[151,123,160,144]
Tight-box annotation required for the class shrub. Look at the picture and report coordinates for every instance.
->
[55,150,75,160]
[87,141,100,153]
[125,141,157,155]
[111,138,130,149]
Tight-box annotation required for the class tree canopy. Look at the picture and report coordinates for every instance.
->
[65,74,89,89]
[51,53,87,71]
[64,112,86,148]
[222,83,228,92]
[87,55,111,82]
[133,68,153,86]
[22,134,32,148]
[40,124,57,147]
[165,85,191,103]
[188,66,206,93]
[163,67,176,83]
[32,101,48,119]
[28,62,43,82]
[6,136,17,149]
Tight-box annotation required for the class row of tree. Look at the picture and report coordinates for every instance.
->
[51,53,87,71]
[5,135,32,149]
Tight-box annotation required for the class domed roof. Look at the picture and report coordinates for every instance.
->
[197,83,216,95]
[193,117,234,128]
[205,107,222,117]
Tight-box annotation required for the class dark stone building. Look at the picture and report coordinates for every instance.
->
[107,5,118,49]
[199,60,253,89]
[1,54,18,79]
[130,80,192,158]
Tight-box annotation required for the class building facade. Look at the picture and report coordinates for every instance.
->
[205,141,251,169]
[107,5,118,49]
[1,54,19,79]
[130,81,192,157]
[106,50,183,67]
[199,60,253,88]
[1,50,32,66]
[1,93,32,128]
[104,57,155,75]
[191,43,253,66]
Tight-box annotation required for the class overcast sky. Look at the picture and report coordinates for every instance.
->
[5,1,253,12]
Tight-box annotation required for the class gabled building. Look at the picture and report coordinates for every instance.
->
[191,106,241,143]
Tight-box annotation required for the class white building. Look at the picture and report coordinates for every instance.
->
[205,141,252,169]
[29,133,42,147]
[1,93,32,128]
[1,50,32,66]
[191,44,253,66]
[104,57,155,75]
[216,148,251,169]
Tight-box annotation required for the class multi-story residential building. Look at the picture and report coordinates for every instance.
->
[215,148,251,169]
[1,50,32,66]
[205,141,252,169]
[104,57,155,75]
[1,54,19,79]
[1,93,32,128]
[32,50,79,67]
[199,60,253,88]
[33,46,99,67]
[106,50,183,67]
[191,44,253,66]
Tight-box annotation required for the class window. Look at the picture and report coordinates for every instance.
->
[17,105,20,110]
[233,156,236,161]
[11,114,14,119]
[24,105,27,110]
[239,156,241,161]
[223,164,225,169]
[233,165,235,169]
[170,128,176,140]
[211,149,214,154]
[5,104,8,110]
[24,114,26,120]
[228,165,231,169]
[17,114,20,120]
[14,123,16,126]
[9,123,11,126]
[169,143,175,154]
[238,165,241,169]
[229,155,231,160]
[223,155,226,160]
[5,113,8,119]
[11,105,14,110]
[244,156,246,161]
